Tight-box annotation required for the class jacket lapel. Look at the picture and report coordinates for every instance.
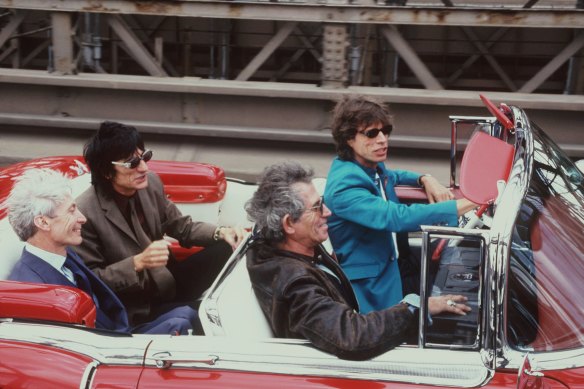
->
[20,250,76,287]
[96,188,140,245]
[318,245,360,311]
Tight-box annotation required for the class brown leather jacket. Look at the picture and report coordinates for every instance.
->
[246,241,417,360]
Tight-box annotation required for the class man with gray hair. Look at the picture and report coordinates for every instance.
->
[6,168,197,335]
[246,161,470,360]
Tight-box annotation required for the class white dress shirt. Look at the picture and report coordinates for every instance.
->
[24,243,76,284]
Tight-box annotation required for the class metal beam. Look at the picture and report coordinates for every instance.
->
[445,0,538,87]
[459,27,516,91]
[3,68,584,111]
[293,25,322,64]
[106,14,167,77]
[51,12,75,74]
[0,11,26,48]
[0,1,583,29]
[271,29,320,82]
[21,40,50,67]
[123,14,179,77]
[381,26,443,90]
[236,22,297,81]
[519,31,584,93]
[322,24,349,88]
[0,44,16,63]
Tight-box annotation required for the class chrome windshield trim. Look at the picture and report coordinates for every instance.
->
[489,106,533,370]
[492,107,584,371]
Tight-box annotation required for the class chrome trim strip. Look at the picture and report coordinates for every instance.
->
[493,107,532,367]
[488,107,532,371]
[80,360,99,389]
[0,321,151,366]
[450,118,458,188]
[144,336,493,388]
[419,231,430,348]
[420,226,491,356]
[0,320,493,387]
[503,347,584,372]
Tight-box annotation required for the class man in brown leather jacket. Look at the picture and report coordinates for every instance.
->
[245,161,470,360]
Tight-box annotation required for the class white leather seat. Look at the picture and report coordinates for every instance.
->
[0,219,25,280]
[199,237,274,338]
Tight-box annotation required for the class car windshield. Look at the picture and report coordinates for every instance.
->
[507,123,584,352]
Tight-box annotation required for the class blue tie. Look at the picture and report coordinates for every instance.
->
[63,255,100,309]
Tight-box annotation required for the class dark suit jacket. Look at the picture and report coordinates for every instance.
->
[8,248,130,332]
[74,171,217,325]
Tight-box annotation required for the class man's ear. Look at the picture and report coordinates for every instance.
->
[33,215,50,231]
[281,214,295,235]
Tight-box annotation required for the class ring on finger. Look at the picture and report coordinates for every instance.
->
[447,299,456,307]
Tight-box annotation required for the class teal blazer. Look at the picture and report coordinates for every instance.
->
[324,158,458,313]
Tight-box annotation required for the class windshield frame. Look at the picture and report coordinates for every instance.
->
[493,107,584,371]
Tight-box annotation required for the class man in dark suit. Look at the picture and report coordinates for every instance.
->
[74,121,243,330]
[6,168,197,335]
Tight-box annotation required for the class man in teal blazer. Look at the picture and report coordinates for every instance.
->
[324,95,477,313]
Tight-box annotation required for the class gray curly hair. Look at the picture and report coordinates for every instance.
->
[245,161,314,243]
[5,168,72,241]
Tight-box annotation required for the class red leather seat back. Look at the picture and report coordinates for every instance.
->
[459,131,514,204]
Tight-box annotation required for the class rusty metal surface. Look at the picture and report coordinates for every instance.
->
[1,1,583,28]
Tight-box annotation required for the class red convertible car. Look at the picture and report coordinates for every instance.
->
[0,96,583,388]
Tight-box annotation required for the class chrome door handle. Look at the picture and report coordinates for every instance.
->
[152,351,219,369]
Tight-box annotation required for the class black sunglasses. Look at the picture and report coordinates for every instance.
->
[111,149,153,169]
[357,125,393,139]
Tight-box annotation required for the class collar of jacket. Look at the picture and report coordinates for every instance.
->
[254,241,360,311]
[347,159,388,183]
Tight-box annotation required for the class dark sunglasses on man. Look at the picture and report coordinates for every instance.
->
[357,125,393,139]
[111,149,153,169]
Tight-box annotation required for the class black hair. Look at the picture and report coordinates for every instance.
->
[83,121,145,194]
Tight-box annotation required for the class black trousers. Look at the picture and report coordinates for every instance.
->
[167,240,232,302]
[158,241,232,335]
